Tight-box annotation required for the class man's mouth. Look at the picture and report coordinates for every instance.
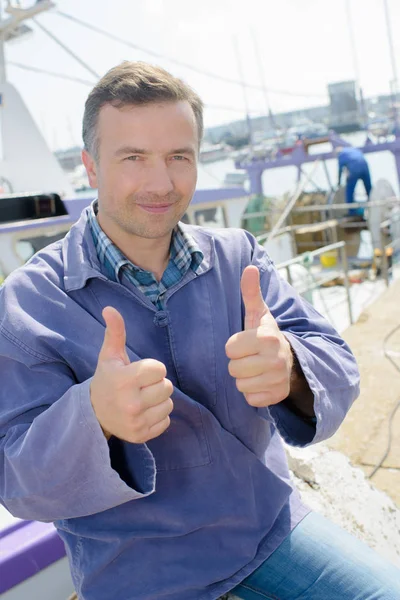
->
[137,204,173,214]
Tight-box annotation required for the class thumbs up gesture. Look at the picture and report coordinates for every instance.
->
[90,307,174,443]
[225,266,293,407]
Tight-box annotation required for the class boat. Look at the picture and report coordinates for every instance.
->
[367,115,395,140]
[199,142,231,163]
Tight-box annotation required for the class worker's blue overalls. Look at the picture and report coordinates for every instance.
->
[338,147,372,217]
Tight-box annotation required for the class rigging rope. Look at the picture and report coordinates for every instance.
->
[54,9,327,100]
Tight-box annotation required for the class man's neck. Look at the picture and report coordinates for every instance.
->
[98,217,173,281]
[125,237,172,281]
[123,235,172,282]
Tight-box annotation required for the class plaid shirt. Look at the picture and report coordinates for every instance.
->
[88,200,203,310]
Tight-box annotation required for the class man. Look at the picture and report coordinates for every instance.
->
[0,62,399,600]
[337,145,372,217]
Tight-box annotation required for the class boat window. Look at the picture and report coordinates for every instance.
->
[194,206,226,228]
[0,193,68,224]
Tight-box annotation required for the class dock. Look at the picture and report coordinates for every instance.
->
[327,277,400,506]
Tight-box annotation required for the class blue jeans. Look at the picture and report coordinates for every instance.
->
[231,512,400,600]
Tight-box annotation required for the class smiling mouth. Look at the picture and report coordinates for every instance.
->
[137,204,173,214]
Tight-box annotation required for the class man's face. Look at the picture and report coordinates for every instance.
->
[82,101,198,242]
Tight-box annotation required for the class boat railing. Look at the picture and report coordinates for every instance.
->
[272,240,353,326]
[256,219,339,258]
[248,196,400,257]
[242,196,400,222]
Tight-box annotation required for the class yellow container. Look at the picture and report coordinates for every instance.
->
[320,251,337,268]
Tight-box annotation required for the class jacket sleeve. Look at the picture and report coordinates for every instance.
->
[0,330,156,523]
[250,237,360,447]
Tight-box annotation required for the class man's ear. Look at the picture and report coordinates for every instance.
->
[82,149,98,189]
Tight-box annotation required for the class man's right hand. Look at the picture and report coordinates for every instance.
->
[90,306,174,443]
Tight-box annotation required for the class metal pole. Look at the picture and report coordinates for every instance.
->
[0,0,6,85]
[285,265,293,287]
[266,159,320,243]
[345,0,368,128]
[251,27,276,131]
[322,159,334,191]
[233,36,253,152]
[0,33,5,85]
[0,2,5,164]
[340,243,354,325]
[383,0,399,95]
[298,166,324,192]
[380,231,390,286]
[383,0,399,131]
[345,0,361,85]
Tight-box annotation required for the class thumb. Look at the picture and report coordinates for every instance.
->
[98,306,130,365]
[241,266,269,330]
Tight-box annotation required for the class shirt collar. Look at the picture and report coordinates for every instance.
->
[87,200,203,283]
[62,201,212,292]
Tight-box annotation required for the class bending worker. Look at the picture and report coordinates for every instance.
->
[337,145,372,216]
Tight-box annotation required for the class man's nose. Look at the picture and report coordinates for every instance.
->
[142,160,174,196]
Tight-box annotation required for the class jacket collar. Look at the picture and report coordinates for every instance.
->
[62,207,214,292]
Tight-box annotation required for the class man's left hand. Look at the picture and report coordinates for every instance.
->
[225,265,294,407]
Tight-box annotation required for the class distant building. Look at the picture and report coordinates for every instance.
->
[328,80,361,133]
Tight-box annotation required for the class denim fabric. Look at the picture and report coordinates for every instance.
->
[345,168,372,217]
[232,512,400,600]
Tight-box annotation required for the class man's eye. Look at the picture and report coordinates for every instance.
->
[126,155,139,161]
[172,155,187,161]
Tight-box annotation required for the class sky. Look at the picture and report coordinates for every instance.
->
[4,0,400,150]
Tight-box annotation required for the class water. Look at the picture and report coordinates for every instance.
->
[197,132,400,197]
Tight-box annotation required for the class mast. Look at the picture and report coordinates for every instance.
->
[0,0,55,162]
[250,28,276,132]
[345,0,366,127]
[0,1,6,85]
[0,0,74,196]
[382,0,399,133]
[0,0,55,78]
[233,35,253,152]
[383,0,398,96]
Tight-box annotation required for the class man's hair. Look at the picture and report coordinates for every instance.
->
[82,61,204,161]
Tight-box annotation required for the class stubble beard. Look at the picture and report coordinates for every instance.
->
[107,191,189,240]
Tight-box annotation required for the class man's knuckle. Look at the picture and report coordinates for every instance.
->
[228,360,237,377]
[273,355,287,371]
[236,378,246,393]
[225,339,234,358]
[128,398,143,417]
[149,360,167,379]
[259,331,279,348]
[164,378,174,396]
